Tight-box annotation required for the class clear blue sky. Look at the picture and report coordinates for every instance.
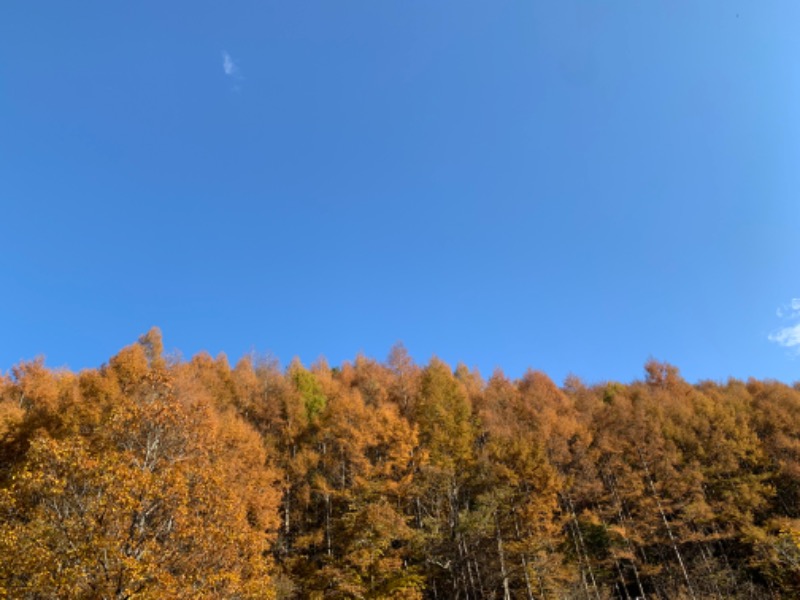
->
[2,1,799,385]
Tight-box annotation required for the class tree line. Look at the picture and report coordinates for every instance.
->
[1,329,799,598]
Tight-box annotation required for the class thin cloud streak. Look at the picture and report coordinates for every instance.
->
[222,51,239,77]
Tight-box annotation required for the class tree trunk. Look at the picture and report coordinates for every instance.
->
[638,447,696,600]
[495,511,512,600]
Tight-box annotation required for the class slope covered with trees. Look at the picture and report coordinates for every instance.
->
[1,330,799,598]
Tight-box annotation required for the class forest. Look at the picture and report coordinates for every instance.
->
[1,329,799,599]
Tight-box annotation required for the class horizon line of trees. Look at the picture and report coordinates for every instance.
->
[1,328,799,599]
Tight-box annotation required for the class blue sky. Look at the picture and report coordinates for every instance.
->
[1,1,799,385]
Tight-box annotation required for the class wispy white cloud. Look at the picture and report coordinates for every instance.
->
[776,298,800,320]
[769,325,800,348]
[222,51,240,77]
[770,298,800,351]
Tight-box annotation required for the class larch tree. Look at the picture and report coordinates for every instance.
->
[0,330,282,599]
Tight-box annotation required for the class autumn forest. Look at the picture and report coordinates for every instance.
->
[1,329,799,599]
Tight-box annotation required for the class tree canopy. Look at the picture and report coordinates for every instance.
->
[1,331,799,598]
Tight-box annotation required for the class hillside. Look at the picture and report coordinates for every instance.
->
[1,329,799,599]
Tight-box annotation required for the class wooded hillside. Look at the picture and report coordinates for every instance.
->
[1,329,799,598]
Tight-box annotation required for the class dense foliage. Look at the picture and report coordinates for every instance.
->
[1,329,799,598]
